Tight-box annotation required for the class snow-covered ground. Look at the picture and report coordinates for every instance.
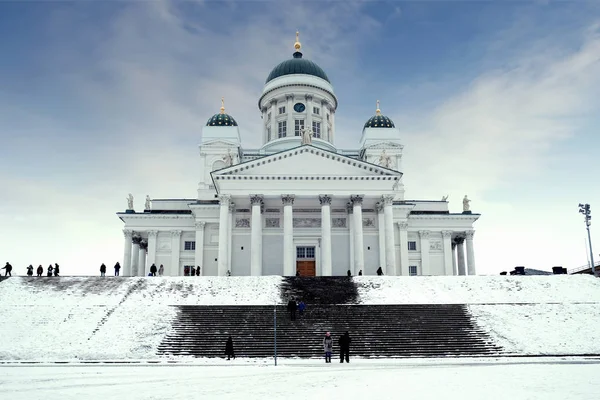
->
[1,358,599,400]
[1,275,599,361]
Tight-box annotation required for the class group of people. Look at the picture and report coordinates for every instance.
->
[2,262,61,277]
[287,298,306,321]
[323,331,352,363]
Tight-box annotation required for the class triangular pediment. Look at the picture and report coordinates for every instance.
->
[201,139,239,148]
[213,145,400,178]
[363,141,404,150]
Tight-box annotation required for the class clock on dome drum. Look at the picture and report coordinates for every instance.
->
[294,103,305,112]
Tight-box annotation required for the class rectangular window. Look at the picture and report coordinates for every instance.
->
[294,119,304,136]
[184,241,196,251]
[296,246,315,259]
[296,247,305,259]
[409,266,418,276]
[312,121,321,138]
[313,107,320,115]
[278,106,286,114]
[267,126,271,141]
[278,121,287,138]
[408,241,417,251]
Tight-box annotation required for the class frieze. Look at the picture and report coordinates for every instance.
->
[332,218,347,228]
[430,241,443,251]
[235,218,250,228]
[266,218,280,228]
[293,218,321,228]
[363,218,375,228]
[265,208,280,213]
[294,209,321,213]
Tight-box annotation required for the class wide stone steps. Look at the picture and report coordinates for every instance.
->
[157,304,503,358]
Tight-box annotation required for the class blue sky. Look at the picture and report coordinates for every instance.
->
[1,0,599,275]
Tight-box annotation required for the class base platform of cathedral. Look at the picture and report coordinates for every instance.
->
[1,275,599,399]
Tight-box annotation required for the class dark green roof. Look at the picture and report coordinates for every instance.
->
[206,113,238,127]
[364,114,395,129]
[266,51,330,84]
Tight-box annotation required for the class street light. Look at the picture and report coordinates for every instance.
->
[579,203,597,277]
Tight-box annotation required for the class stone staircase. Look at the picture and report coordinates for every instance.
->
[0,276,10,283]
[157,303,503,358]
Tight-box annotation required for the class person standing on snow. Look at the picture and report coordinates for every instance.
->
[47,265,53,277]
[338,331,352,363]
[2,262,12,276]
[100,263,106,276]
[36,265,43,277]
[323,332,333,363]
[225,336,235,360]
[54,263,60,277]
[26,265,34,276]
[114,262,121,276]
[158,264,164,276]
[150,264,157,276]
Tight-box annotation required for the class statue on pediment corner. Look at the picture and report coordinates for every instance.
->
[301,127,313,145]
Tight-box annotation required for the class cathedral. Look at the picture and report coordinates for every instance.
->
[117,34,479,277]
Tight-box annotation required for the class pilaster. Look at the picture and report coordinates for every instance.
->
[419,230,430,276]
[194,223,205,275]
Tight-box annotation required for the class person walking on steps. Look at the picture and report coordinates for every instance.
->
[114,262,121,276]
[323,332,333,363]
[287,298,297,321]
[150,264,157,276]
[298,300,306,318]
[36,265,43,277]
[100,263,106,276]
[27,265,34,276]
[2,262,12,276]
[339,331,351,363]
[225,336,235,360]
[54,263,60,277]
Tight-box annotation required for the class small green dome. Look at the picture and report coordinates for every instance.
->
[266,51,330,84]
[364,114,395,129]
[206,113,238,127]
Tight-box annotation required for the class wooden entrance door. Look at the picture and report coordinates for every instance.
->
[296,260,316,277]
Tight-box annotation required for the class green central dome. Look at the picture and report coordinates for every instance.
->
[266,51,330,84]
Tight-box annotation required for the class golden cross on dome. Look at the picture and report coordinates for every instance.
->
[294,30,301,51]
[376,100,381,115]
[220,97,225,114]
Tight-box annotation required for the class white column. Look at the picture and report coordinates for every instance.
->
[306,94,313,134]
[442,231,454,276]
[147,231,158,271]
[322,101,330,141]
[348,204,354,273]
[170,230,182,276]
[319,195,333,276]
[383,195,396,276]
[286,95,294,136]
[250,195,264,276]
[466,231,476,275]
[270,100,277,141]
[419,230,430,276]
[194,223,205,275]
[282,195,295,276]
[123,229,133,276]
[377,203,386,273]
[351,195,364,275]
[138,242,147,276]
[452,243,458,275]
[217,194,230,276]
[131,236,141,277]
[398,222,409,276]
[228,202,234,273]
[456,237,466,276]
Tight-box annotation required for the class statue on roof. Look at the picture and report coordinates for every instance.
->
[441,195,449,201]
[463,195,471,212]
[301,127,312,145]
[223,149,236,167]
[378,149,393,168]
[126,193,134,210]
[144,195,151,211]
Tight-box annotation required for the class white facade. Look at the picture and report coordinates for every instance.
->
[117,37,479,277]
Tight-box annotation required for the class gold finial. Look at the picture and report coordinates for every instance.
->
[220,97,225,114]
[294,30,301,51]
[376,100,381,115]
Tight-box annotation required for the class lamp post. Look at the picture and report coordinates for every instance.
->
[579,203,597,277]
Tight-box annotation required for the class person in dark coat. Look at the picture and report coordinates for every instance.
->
[114,262,121,276]
[54,263,60,277]
[225,336,235,360]
[287,298,297,321]
[27,265,34,276]
[47,265,53,277]
[190,267,196,276]
[36,265,43,277]
[347,270,352,277]
[298,300,306,317]
[358,270,363,276]
[338,331,351,363]
[150,264,157,276]
[2,262,12,276]
[376,267,383,276]
[100,263,107,276]
[295,270,300,277]
[196,266,201,276]
[323,332,333,363]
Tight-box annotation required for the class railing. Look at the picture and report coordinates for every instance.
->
[568,262,600,275]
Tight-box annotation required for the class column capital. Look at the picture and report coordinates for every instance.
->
[132,235,142,245]
[171,230,182,238]
[376,202,384,213]
[346,203,353,214]
[282,194,295,205]
[305,94,313,101]
[218,194,231,204]
[229,202,235,213]
[465,230,475,240]
[454,236,465,245]
[285,94,294,101]
[250,194,264,205]
[194,222,206,230]
[441,230,453,238]
[319,194,332,205]
[350,195,364,205]
[148,230,158,237]
[139,240,148,250]
[123,229,134,238]
[381,194,394,206]
[270,99,278,105]
[396,221,408,230]
[418,230,430,239]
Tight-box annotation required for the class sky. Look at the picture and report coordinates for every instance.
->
[1,0,599,276]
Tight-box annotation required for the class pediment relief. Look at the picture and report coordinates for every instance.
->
[363,142,404,150]
[201,140,239,148]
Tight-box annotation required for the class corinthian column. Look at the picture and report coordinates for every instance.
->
[455,237,466,276]
[250,195,264,276]
[282,195,295,276]
[138,241,147,276]
[351,195,364,275]
[383,195,396,276]
[170,230,182,276]
[442,231,454,276]
[147,230,158,270]
[466,231,476,275]
[320,194,332,276]
[397,222,409,276]
[123,229,133,276]
[376,202,386,273]
[217,194,230,276]
[194,223,205,275]
[419,230,430,276]
[131,235,141,277]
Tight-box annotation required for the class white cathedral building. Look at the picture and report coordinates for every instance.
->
[118,34,479,278]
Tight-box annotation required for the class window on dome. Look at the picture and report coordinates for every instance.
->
[278,106,286,115]
[313,107,320,115]
[278,121,287,138]
[312,121,321,138]
[267,127,271,141]
[294,119,304,136]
